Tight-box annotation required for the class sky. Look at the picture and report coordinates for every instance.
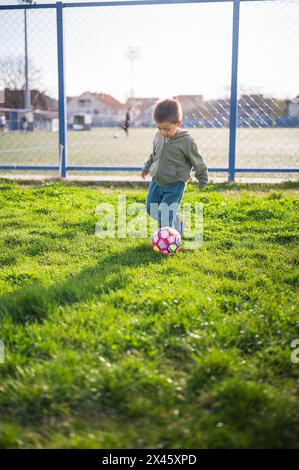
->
[0,0,298,103]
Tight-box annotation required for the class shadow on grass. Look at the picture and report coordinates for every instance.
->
[0,243,162,325]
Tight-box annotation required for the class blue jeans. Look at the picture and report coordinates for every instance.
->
[146,177,186,230]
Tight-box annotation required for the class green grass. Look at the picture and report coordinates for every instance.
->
[0,179,299,449]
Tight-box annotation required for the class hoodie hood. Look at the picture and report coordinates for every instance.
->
[169,129,190,140]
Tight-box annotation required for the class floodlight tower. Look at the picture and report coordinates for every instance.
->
[125,46,141,111]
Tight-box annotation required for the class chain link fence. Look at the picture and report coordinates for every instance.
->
[0,0,298,180]
[63,1,232,175]
[0,4,59,173]
[235,0,299,177]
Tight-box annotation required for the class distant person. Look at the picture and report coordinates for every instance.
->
[0,113,6,134]
[27,112,34,131]
[21,114,28,132]
[122,106,131,136]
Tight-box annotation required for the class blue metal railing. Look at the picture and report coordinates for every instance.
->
[56,1,68,178]
[228,0,240,182]
[0,0,298,180]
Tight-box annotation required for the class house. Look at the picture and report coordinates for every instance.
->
[67,91,127,127]
[127,97,159,126]
[2,88,58,112]
[2,89,58,130]
[173,95,206,126]
[173,95,204,111]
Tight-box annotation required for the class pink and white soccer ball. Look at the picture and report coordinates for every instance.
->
[151,226,181,255]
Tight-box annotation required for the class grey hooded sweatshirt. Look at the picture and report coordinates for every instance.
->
[143,130,208,188]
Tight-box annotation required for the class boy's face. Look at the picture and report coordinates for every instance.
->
[156,120,181,138]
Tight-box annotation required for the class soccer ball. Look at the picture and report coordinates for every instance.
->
[151,226,181,255]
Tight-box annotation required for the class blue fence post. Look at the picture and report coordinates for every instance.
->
[56,1,67,178]
[228,0,240,182]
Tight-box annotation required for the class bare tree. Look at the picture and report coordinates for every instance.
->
[0,55,44,91]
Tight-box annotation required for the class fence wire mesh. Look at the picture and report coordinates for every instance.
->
[0,0,298,180]
[64,1,232,173]
[0,5,58,172]
[235,0,299,176]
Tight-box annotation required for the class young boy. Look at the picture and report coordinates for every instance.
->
[141,98,208,235]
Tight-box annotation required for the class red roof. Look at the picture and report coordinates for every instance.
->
[3,89,58,111]
[89,92,126,109]
[128,97,159,102]
[174,94,204,101]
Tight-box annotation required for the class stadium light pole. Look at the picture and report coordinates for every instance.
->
[19,0,35,112]
[125,46,141,111]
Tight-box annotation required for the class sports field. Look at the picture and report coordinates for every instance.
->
[0,128,298,179]
[0,179,298,448]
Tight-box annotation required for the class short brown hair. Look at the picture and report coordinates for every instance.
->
[153,98,182,124]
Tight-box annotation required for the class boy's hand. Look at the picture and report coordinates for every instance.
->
[141,170,148,179]
[198,181,208,189]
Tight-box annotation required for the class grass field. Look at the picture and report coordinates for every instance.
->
[0,128,299,179]
[0,179,299,448]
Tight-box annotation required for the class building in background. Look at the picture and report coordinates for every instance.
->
[126,97,159,127]
[173,95,206,127]
[67,91,126,128]
[1,88,297,130]
[1,89,58,130]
